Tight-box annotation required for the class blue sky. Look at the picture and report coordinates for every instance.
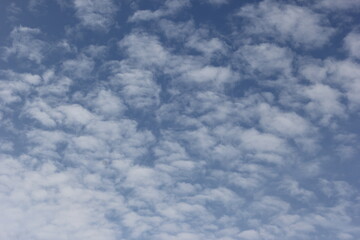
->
[0,0,360,239]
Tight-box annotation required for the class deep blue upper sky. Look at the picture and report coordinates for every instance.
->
[0,0,360,240]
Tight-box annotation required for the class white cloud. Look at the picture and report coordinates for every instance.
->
[158,19,195,40]
[344,31,360,59]
[238,229,260,240]
[57,104,95,126]
[0,79,29,105]
[319,179,356,199]
[226,170,264,189]
[26,129,68,159]
[237,0,334,48]
[0,70,43,109]
[87,89,127,117]
[24,99,59,127]
[119,32,169,67]
[83,44,107,58]
[299,60,328,83]
[129,0,190,22]
[25,101,96,128]
[180,126,217,156]
[154,232,204,240]
[72,135,106,151]
[126,166,161,187]
[3,26,46,63]
[327,60,360,110]
[250,195,290,219]
[62,55,94,80]
[111,66,161,109]
[317,0,360,10]
[38,70,73,97]
[6,2,22,23]
[303,84,345,125]
[0,155,124,240]
[157,20,226,61]
[73,0,118,31]
[192,187,241,205]
[236,43,293,77]
[185,29,227,57]
[298,59,360,111]
[256,103,313,138]
[185,66,234,84]
[0,140,14,152]
[129,9,165,22]
[84,119,155,159]
[153,139,201,176]
[240,128,288,154]
[280,178,314,201]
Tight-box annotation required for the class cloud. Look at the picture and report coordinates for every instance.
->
[129,0,190,22]
[3,26,46,63]
[240,128,288,155]
[238,229,260,240]
[110,65,161,110]
[57,104,95,126]
[0,155,124,240]
[237,0,334,48]
[37,69,73,97]
[158,20,228,61]
[83,89,127,118]
[319,179,356,199]
[24,99,59,127]
[73,0,118,31]
[256,103,314,138]
[62,55,95,80]
[118,32,169,67]
[158,19,195,40]
[326,60,360,111]
[279,177,314,201]
[185,65,234,84]
[207,0,229,6]
[25,100,96,128]
[303,84,345,124]
[186,33,226,57]
[6,3,22,23]
[317,0,360,10]
[0,140,14,152]
[298,58,360,111]
[235,43,293,78]
[0,70,41,106]
[344,31,360,59]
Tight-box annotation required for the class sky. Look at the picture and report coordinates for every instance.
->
[0,0,360,239]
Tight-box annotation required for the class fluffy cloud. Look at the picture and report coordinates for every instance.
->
[129,0,190,22]
[3,26,46,63]
[237,0,334,48]
[303,84,345,125]
[73,0,118,31]
[235,43,293,78]
[344,31,360,59]
[0,155,124,240]
[62,55,95,80]
[119,32,169,67]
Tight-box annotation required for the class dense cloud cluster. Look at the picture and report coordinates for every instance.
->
[0,0,359,239]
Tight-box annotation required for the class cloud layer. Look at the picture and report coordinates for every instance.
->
[0,0,359,239]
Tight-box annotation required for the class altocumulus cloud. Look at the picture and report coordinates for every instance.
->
[0,0,360,240]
